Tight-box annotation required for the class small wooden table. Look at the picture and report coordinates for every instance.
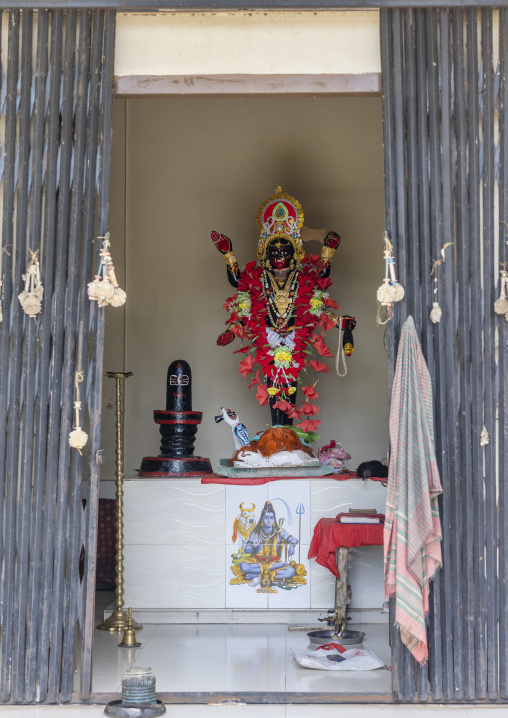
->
[308,517,384,629]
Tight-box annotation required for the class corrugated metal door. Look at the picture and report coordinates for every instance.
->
[0,9,116,703]
[381,7,508,702]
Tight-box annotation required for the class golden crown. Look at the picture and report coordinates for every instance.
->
[255,187,305,263]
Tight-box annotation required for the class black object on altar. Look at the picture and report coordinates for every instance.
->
[138,360,212,476]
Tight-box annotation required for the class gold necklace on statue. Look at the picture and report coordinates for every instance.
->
[261,269,299,330]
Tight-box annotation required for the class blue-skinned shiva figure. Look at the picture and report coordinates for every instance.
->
[240,501,299,583]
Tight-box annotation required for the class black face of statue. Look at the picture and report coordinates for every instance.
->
[267,238,294,270]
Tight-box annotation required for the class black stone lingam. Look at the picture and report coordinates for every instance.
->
[139,360,212,476]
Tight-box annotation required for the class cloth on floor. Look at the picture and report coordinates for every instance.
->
[384,315,443,665]
[308,518,383,578]
[292,646,385,671]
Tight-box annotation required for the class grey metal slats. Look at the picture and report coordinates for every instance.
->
[380,7,507,702]
[0,9,115,703]
[0,11,22,701]
[80,11,116,699]
[499,9,508,701]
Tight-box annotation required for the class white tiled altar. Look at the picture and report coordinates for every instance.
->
[120,477,387,623]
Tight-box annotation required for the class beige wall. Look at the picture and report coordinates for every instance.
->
[102,96,389,479]
[115,11,381,77]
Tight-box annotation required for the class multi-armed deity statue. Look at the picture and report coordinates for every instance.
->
[212,187,355,435]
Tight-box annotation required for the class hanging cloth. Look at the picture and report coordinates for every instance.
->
[384,316,443,664]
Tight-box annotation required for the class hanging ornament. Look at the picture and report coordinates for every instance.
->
[430,302,442,323]
[69,371,88,454]
[18,249,44,318]
[494,269,508,317]
[429,242,453,324]
[87,233,126,308]
[480,425,489,447]
[0,245,9,324]
[376,233,405,325]
[335,316,356,377]
[106,260,127,307]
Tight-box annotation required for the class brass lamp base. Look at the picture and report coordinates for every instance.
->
[97,608,143,633]
[116,607,142,647]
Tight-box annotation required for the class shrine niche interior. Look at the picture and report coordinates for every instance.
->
[105,96,387,476]
[97,94,390,691]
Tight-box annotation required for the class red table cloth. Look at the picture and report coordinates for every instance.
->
[308,517,384,579]
[201,474,336,486]
[200,471,383,486]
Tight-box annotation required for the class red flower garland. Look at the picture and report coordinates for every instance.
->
[223,256,338,424]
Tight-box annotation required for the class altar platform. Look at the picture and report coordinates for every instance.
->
[119,475,387,625]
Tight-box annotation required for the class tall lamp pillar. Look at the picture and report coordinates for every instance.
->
[97,371,142,633]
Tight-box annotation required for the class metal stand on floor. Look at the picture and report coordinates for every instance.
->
[97,372,142,634]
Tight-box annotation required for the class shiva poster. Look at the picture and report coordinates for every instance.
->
[225,483,311,609]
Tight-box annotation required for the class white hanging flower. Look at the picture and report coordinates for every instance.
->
[88,234,127,308]
[494,271,508,315]
[480,426,489,447]
[70,376,88,455]
[392,283,405,302]
[377,278,395,304]
[109,287,127,307]
[69,427,88,454]
[19,254,44,318]
[430,302,442,323]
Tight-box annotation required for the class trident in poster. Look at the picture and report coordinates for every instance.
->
[296,503,305,564]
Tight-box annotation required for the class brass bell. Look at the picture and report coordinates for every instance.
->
[118,608,141,648]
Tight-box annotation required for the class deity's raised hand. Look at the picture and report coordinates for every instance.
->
[211,231,232,254]
[320,230,341,270]
[324,231,341,249]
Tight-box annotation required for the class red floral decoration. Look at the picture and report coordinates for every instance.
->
[302,385,319,401]
[223,256,337,419]
[300,402,319,416]
[308,359,329,374]
[255,383,270,406]
[296,418,322,433]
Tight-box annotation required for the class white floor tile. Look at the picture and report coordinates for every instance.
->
[285,669,391,694]
[91,673,122,693]
[157,671,286,692]
[88,618,392,696]
[0,710,106,718]
[286,708,472,718]
[0,706,498,718]
[165,707,285,718]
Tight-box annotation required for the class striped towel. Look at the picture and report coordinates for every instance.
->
[384,316,442,664]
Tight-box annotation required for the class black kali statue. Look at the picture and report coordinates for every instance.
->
[213,187,355,428]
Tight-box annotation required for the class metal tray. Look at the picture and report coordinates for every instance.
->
[307,629,365,646]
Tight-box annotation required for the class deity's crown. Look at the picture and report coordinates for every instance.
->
[255,187,305,263]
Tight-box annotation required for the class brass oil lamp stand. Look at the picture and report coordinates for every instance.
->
[97,371,142,633]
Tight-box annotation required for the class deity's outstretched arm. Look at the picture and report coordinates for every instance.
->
[319,230,341,279]
[211,231,240,288]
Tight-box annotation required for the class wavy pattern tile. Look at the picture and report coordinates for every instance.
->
[120,478,386,613]
[309,559,336,610]
[124,544,225,608]
[124,479,225,545]
[347,546,385,609]
[310,479,387,521]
